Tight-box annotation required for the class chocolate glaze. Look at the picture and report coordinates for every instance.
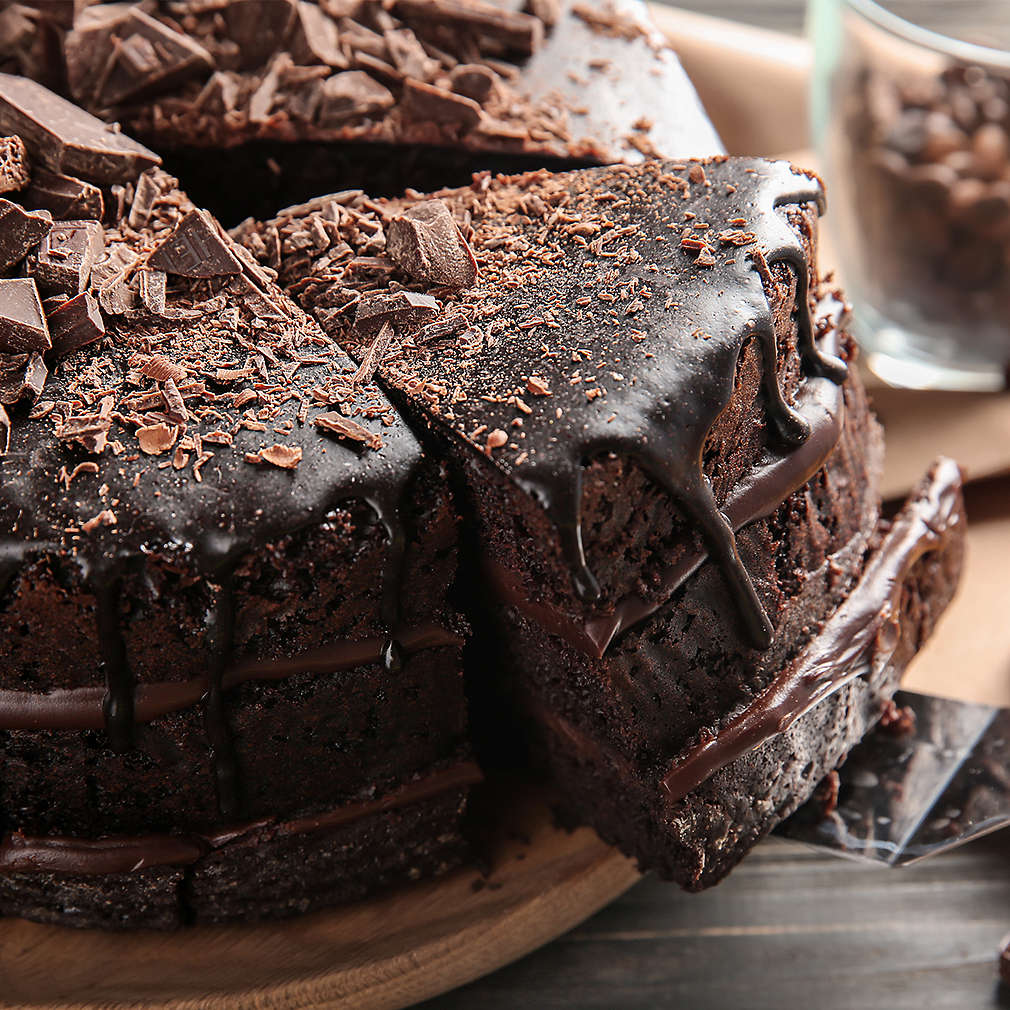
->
[660,457,964,802]
[0,625,461,731]
[490,297,849,659]
[346,159,847,650]
[0,760,482,875]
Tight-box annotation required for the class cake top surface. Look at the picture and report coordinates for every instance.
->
[0,78,423,573]
[243,156,847,648]
[4,0,721,164]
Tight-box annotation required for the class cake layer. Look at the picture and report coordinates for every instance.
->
[0,80,475,924]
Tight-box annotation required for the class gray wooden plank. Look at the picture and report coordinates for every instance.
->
[420,836,1010,1009]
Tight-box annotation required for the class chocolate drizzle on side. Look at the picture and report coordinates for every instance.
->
[660,457,964,803]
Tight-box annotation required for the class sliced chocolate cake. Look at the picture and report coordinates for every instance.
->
[2,0,721,217]
[0,76,475,928]
[242,156,965,888]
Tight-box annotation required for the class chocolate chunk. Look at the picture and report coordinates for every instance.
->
[148,209,241,277]
[289,2,346,68]
[58,397,113,454]
[353,290,439,335]
[352,320,395,385]
[317,72,395,128]
[0,351,47,405]
[401,79,481,130]
[65,7,214,108]
[47,290,105,358]
[384,28,439,81]
[0,74,161,185]
[449,64,496,104]
[139,269,167,315]
[0,278,50,353]
[31,219,104,296]
[22,166,103,221]
[260,444,302,469]
[393,0,544,56]
[386,199,478,287]
[0,135,30,194]
[313,411,383,450]
[223,0,296,71]
[0,198,52,273]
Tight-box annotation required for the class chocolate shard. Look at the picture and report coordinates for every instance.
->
[0,278,51,353]
[0,350,47,405]
[92,245,138,315]
[57,398,112,454]
[0,74,161,185]
[384,28,439,81]
[386,199,478,287]
[313,411,383,450]
[449,64,496,104]
[22,165,103,221]
[223,0,297,71]
[31,219,105,296]
[353,290,439,335]
[47,290,105,359]
[401,79,481,130]
[289,2,346,68]
[0,134,30,194]
[148,208,241,277]
[393,0,544,56]
[0,198,52,273]
[317,71,395,128]
[65,7,214,108]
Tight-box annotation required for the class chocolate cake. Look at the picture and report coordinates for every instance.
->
[242,156,965,888]
[0,76,475,928]
[0,12,967,931]
[0,0,722,217]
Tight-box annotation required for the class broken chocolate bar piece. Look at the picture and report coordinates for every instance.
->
[65,7,214,108]
[0,199,51,273]
[149,208,241,277]
[0,351,46,404]
[386,199,478,287]
[353,290,439,334]
[317,72,395,128]
[223,0,297,71]
[31,220,104,296]
[0,278,50,353]
[394,0,544,56]
[47,290,105,358]
[0,73,160,185]
[22,166,103,221]
[401,80,481,130]
[0,134,30,194]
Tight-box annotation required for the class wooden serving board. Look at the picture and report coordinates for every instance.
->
[0,784,639,1010]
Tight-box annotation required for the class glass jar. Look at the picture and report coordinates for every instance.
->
[810,0,1010,390]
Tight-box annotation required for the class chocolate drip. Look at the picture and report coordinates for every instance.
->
[659,458,963,803]
[94,573,134,752]
[0,760,483,876]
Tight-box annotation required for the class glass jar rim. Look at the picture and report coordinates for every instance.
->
[846,0,1010,69]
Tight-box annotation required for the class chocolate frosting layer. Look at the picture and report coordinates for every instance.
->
[660,457,964,802]
[0,760,482,875]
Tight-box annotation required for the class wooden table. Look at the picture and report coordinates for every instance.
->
[420,4,1010,1007]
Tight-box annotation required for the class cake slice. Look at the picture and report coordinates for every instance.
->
[0,79,475,928]
[5,0,721,217]
[240,156,965,887]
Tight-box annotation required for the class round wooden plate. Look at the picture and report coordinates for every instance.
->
[0,783,640,1010]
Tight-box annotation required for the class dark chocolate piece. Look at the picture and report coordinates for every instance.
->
[56,397,113,454]
[0,351,46,405]
[222,0,297,70]
[449,64,497,104]
[0,278,50,353]
[353,290,439,334]
[31,219,104,296]
[0,73,160,185]
[65,7,214,108]
[0,134,30,194]
[289,2,345,68]
[401,79,482,130]
[46,290,105,359]
[0,198,51,272]
[148,208,241,277]
[317,72,395,127]
[394,0,544,56]
[386,199,478,287]
[22,165,104,221]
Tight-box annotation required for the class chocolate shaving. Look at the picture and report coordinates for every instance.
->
[22,167,103,221]
[139,269,167,315]
[161,378,188,424]
[58,396,113,454]
[353,290,439,335]
[260,443,302,468]
[137,422,177,455]
[131,353,188,384]
[313,411,383,450]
